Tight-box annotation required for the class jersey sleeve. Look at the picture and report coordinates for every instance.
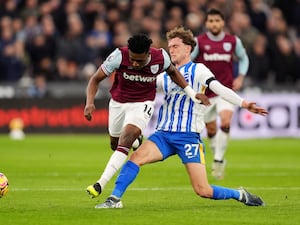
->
[161,48,172,70]
[234,36,249,76]
[196,63,215,87]
[100,48,122,76]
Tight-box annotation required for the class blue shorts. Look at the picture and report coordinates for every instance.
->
[148,131,206,164]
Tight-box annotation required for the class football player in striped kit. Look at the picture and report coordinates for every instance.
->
[94,26,267,209]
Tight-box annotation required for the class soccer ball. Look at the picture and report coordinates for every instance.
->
[0,173,9,198]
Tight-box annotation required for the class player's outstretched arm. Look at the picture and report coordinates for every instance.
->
[241,101,268,116]
[208,79,268,116]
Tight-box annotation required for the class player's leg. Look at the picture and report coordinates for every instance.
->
[87,100,154,198]
[214,109,233,161]
[205,120,217,154]
[87,100,125,197]
[176,133,240,202]
[95,137,165,208]
[185,158,264,206]
[212,98,234,179]
[204,97,218,155]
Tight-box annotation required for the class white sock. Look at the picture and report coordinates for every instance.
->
[209,135,217,154]
[214,129,229,161]
[97,150,128,189]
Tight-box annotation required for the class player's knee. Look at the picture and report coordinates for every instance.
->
[207,132,216,138]
[110,138,119,151]
[194,186,212,198]
[220,125,230,133]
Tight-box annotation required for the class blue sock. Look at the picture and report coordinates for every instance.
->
[111,160,140,198]
[211,185,240,200]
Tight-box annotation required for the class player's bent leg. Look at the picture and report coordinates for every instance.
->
[186,163,213,198]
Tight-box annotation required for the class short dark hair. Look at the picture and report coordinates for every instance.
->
[205,8,225,21]
[127,34,153,54]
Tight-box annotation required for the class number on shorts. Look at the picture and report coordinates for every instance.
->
[144,104,153,117]
[184,144,199,159]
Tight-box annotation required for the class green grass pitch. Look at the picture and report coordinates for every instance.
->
[0,134,299,225]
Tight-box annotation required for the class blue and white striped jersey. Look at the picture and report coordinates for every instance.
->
[156,61,215,133]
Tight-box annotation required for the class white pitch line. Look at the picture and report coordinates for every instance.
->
[11,187,300,191]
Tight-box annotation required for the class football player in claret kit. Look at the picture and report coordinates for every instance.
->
[191,8,250,179]
[84,34,208,198]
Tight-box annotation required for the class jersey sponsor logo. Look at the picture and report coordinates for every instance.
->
[223,42,232,52]
[150,64,159,74]
[123,72,156,82]
[203,53,231,62]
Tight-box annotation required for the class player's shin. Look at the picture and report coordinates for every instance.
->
[97,149,128,189]
[112,160,140,198]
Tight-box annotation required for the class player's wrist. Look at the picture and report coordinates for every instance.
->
[184,86,202,104]
[184,86,199,102]
[241,100,247,108]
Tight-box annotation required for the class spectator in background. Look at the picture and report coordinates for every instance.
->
[55,12,88,81]
[266,7,298,84]
[25,14,58,82]
[20,0,40,20]
[0,16,25,81]
[228,11,259,54]
[27,74,49,98]
[271,34,298,84]
[85,16,112,65]
[246,0,268,34]
[0,0,19,19]
[247,33,270,86]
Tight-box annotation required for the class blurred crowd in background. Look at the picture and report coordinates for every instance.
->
[0,0,300,98]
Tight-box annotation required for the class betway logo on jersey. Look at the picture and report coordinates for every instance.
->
[123,72,156,82]
[203,53,231,62]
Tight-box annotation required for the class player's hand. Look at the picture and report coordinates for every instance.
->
[84,104,96,121]
[233,75,244,91]
[242,101,268,116]
[195,93,210,106]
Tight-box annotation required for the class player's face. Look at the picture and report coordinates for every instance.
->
[168,37,191,66]
[128,50,150,70]
[205,14,224,36]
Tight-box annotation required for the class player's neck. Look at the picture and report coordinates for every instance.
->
[176,57,191,68]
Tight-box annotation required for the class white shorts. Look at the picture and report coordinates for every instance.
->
[204,96,235,123]
[108,99,155,137]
